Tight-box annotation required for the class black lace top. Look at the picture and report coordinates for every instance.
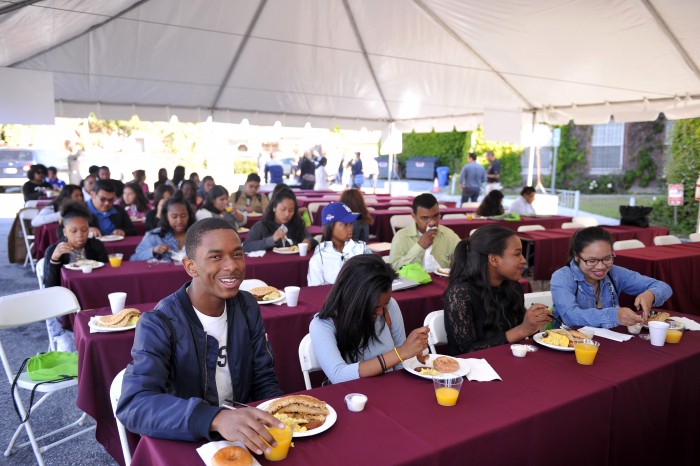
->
[444,280,525,355]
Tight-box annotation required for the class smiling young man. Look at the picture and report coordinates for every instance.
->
[117,218,284,455]
[389,193,460,272]
[86,179,136,237]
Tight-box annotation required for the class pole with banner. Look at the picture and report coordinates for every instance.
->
[668,183,683,226]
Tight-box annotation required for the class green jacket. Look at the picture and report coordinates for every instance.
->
[389,222,461,271]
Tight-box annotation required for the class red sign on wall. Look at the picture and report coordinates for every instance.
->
[668,184,684,206]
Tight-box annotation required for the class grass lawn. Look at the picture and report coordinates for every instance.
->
[578,195,657,218]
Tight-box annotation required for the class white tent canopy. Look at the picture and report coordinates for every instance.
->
[2,0,700,130]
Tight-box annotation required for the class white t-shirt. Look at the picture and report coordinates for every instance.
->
[192,303,232,406]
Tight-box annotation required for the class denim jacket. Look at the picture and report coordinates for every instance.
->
[131,228,182,261]
[551,260,672,328]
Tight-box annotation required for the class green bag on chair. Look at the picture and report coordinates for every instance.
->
[301,210,312,227]
[397,263,432,284]
[27,351,78,381]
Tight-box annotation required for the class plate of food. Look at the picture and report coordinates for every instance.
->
[273,245,298,254]
[237,227,249,233]
[88,308,141,332]
[130,217,145,222]
[434,267,450,278]
[250,286,285,305]
[98,235,124,242]
[403,354,470,380]
[247,212,263,217]
[643,311,671,328]
[533,329,593,352]
[257,395,336,438]
[64,259,105,271]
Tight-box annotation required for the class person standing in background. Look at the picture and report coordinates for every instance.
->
[485,150,501,194]
[459,153,485,204]
[314,157,330,190]
[351,152,364,188]
[45,166,66,190]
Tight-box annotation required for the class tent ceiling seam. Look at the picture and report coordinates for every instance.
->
[640,0,700,83]
[0,0,43,17]
[209,0,268,114]
[8,0,152,68]
[341,0,394,121]
[412,0,535,109]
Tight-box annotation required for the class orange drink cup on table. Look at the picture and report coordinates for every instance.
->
[665,321,685,344]
[574,339,600,365]
[433,374,463,407]
[264,425,293,461]
[108,253,123,267]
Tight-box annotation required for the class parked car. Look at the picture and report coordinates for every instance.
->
[0,148,67,192]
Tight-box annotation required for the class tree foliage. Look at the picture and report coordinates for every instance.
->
[469,127,523,188]
[552,123,589,190]
[399,128,469,176]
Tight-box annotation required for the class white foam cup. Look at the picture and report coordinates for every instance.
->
[298,243,309,256]
[284,286,300,307]
[648,321,670,347]
[108,292,127,314]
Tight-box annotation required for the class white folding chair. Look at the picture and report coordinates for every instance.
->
[35,258,45,290]
[24,200,39,208]
[561,222,585,229]
[461,202,480,208]
[110,369,132,466]
[367,242,391,253]
[571,216,598,227]
[523,291,553,309]
[438,204,448,209]
[382,255,393,264]
[19,208,39,272]
[307,202,325,223]
[517,225,545,232]
[653,235,681,246]
[423,310,446,354]
[298,334,321,390]
[0,287,95,466]
[442,213,466,220]
[387,206,410,211]
[239,279,267,292]
[390,215,413,235]
[689,232,700,242]
[389,199,407,204]
[469,228,478,236]
[613,239,645,251]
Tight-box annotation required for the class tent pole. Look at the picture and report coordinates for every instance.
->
[526,111,536,187]
[387,153,394,194]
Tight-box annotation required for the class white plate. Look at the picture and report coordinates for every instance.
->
[237,227,249,233]
[64,261,105,271]
[257,291,286,305]
[272,247,298,254]
[130,217,145,223]
[98,235,124,242]
[256,398,337,438]
[402,354,471,380]
[533,331,575,352]
[434,268,450,278]
[247,212,263,217]
[88,316,137,332]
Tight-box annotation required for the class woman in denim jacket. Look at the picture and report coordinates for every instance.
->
[551,227,672,328]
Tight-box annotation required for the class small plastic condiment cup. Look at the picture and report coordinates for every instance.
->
[344,393,368,412]
[510,344,528,357]
[81,265,92,274]
[627,323,642,335]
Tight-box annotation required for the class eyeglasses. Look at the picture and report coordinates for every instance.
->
[579,255,615,267]
[97,196,116,204]
[417,213,441,223]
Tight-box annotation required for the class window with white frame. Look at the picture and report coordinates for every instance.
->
[590,122,624,174]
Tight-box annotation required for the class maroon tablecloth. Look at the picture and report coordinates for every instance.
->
[518,225,672,281]
[129,315,700,466]
[437,215,573,243]
[614,242,700,314]
[34,221,147,259]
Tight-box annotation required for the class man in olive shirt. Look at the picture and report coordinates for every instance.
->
[389,193,460,272]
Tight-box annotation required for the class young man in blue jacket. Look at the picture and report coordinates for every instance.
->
[117,218,285,455]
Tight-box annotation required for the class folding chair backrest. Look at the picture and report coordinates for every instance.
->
[571,216,598,227]
[442,213,466,220]
[613,239,645,251]
[36,258,45,289]
[0,287,80,329]
[110,368,132,466]
[653,235,681,246]
[517,225,545,232]
[298,334,320,390]
[561,222,585,229]
[387,206,411,211]
[461,202,480,208]
[689,232,700,242]
[390,215,413,235]
[424,310,446,354]
[307,202,325,222]
[523,291,553,309]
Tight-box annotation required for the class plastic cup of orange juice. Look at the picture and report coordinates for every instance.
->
[433,374,463,406]
[574,339,600,365]
[108,253,123,268]
[665,320,684,344]
[264,425,293,461]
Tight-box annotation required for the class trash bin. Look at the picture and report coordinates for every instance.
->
[436,166,449,186]
[376,156,389,178]
[405,157,438,180]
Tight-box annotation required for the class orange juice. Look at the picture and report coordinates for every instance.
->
[108,254,123,267]
[264,426,292,461]
[574,343,599,365]
[665,329,683,344]
[435,387,460,406]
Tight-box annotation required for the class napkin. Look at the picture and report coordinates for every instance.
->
[671,317,700,331]
[196,440,261,466]
[579,327,633,342]
[247,250,266,258]
[464,358,502,382]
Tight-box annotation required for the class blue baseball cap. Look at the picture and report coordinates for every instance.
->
[322,202,361,225]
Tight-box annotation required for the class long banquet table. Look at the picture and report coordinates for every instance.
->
[128,314,700,466]
[613,242,700,314]
[33,221,147,259]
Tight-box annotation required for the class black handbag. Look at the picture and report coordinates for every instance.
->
[619,205,653,228]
